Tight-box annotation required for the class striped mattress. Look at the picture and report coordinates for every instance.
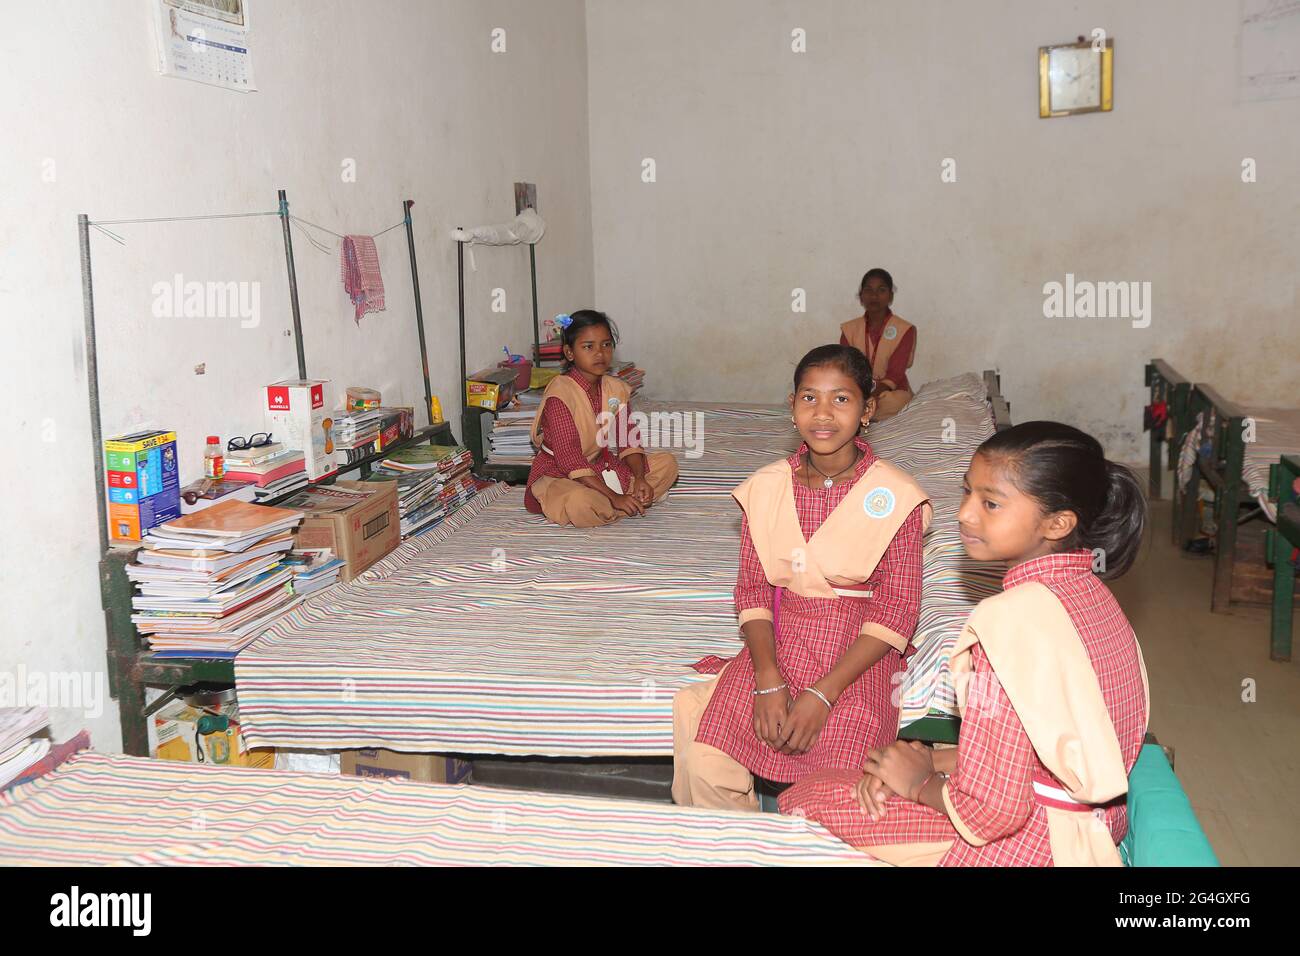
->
[236,374,1001,754]
[1178,404,1300,523]
[0,753,875,866]
[1241,406,1300,521]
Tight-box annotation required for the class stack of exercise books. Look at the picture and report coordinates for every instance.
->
[331,406,416,467]
[127,501,305,657]
[612,360,645,396]
[279,548,346,597]
[223,443,308,501]
[0,708,51,789]
[331,409,383,465]
[369,443,481,538]
[536,339,563,365]
[487,389,542,467]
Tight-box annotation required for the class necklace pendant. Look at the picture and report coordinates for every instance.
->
[823,477,834,489]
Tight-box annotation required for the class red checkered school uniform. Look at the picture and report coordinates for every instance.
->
[779,550,1148,866]
[693,437,925,783]
[525,367,645,514]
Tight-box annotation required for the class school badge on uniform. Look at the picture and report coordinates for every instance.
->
[608,397,620,413]
[863,486,895,519]
[883,325,898,340]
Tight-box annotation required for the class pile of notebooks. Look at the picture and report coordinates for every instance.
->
[331,406,415,467]
[222,442,308,501]
[127,500,305,657]
[486,389,541,467]
[369,444,481,538]
[279,549,346,596]
[612,360,645,395]
[0,708,51,789]
[536,339,563,364]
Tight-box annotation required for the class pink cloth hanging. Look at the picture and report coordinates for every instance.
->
[340,235,385,324]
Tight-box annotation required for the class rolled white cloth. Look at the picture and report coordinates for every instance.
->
[451,208,546,245]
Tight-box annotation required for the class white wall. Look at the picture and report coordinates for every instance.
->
[0,0,592,750]
[587,0,1300,460]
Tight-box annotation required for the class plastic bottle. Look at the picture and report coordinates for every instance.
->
[429,396,444,424]
[204,435,224,479]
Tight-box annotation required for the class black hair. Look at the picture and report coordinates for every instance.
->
[858,268,896,295]
[793,344,874,402]
[977,421,1147,579]
[561,309,619,370]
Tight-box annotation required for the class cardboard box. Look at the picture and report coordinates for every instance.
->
[341,748,471,784]
[103,430,181,542]
[265,379,339,482]
[465,367,518,412]
[291,480,399,582]
[152,700,274,769]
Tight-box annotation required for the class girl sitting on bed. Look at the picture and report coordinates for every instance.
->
[779,422,1150,866]
[672,344,930,810]
[525,310,678,527]
[839,268,916,421]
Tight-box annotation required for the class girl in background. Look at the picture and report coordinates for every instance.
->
[839,268,916,420]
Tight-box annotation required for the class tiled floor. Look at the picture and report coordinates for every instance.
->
[1110,496,1300,866]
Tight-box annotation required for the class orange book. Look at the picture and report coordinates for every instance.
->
[157,500,303,538]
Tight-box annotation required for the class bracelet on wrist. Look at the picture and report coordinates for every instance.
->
[752,683,787,697]
[805,687,833,710]
[912,769,949,803]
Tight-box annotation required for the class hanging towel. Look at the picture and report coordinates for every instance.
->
[340,235,385,324]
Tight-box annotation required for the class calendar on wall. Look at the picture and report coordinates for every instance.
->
[152,0,256,93]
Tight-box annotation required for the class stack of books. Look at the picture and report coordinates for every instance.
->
[0,707,51,789]
[331,406,416,467]
[331,409,383,465]
[223,443,308,501]
[487,389,542,467]
[127,501,305,657]
[612,360,645,396]
[369,444,481,538]
[279,549,346,597]
[536,339,563,365]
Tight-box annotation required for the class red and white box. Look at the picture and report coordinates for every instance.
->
[265,379,338,481]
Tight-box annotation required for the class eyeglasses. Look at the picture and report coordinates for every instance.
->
[227,432,274,451]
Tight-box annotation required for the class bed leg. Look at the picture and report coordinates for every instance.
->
[1270,526,1295,662]
[1211,419,1246,613]
[1148,428,1163,500]
[1177,461,1201,551]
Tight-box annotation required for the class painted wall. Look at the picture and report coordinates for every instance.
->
[587,0,1299,459]
[0,0,592,749]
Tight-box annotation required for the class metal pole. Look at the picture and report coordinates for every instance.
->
[81,213,122,703]
[529,243,540,363]
[80,214,110,557]
[404,200,434,427]
[457,238,467,396]
[278,188,307,379]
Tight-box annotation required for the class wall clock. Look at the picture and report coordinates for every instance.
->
[1040,36,1113,117]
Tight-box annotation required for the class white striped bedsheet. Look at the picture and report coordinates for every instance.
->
[0,753,876,866]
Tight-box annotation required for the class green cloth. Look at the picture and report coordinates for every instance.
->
[1122,744,1219,867]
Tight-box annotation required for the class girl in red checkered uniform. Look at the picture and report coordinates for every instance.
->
[780,422,1150,866]
[672,345,931,811]
[526,310,678,527]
